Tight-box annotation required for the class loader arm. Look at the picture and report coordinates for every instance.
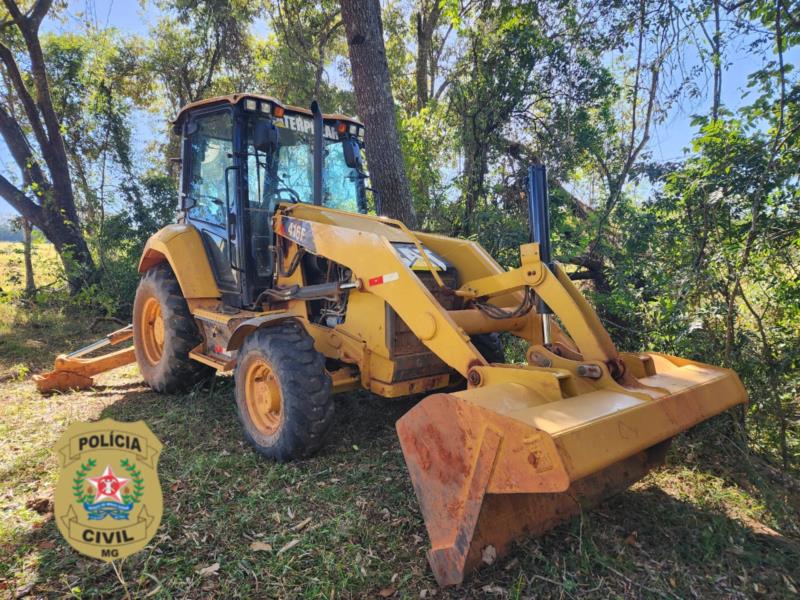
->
[275,210,489,376]
[457,242,619,368]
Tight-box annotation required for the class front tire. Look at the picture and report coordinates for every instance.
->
[132,263,213,392]
[234,321,333,461]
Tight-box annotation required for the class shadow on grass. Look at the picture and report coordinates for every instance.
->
[96,377,422,460]
[667,424,800,538]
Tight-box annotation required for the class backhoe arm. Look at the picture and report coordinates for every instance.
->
[34,325,136,393]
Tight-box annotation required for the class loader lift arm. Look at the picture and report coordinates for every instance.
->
[457,243,620,370]
[34,325,136,393]
[391,167,748,586]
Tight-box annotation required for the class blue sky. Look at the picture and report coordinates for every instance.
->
[0,0,795,219]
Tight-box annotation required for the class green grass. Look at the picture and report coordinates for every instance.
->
[1,242,799,598]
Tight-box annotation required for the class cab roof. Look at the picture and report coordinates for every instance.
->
[172,93,364,133]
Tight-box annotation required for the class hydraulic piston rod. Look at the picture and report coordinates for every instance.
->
[527,164,553,345]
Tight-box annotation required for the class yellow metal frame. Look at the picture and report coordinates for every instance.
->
[272,206,620,382]
[138,224,220,299]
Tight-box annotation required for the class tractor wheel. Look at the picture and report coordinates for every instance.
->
[133,263,213,392]
[472,332,506,364]
[234,321,333,461]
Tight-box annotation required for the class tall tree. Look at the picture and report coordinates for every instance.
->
[148,0,258,170]
[150,0,258,115]
[268,0,344,102]
[448,1,618,237]
[0,0,95,290]
[414,0,443,111]
[43,29,150,249]
[340,0,416,226]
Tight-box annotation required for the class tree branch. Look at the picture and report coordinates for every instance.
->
[13,6,69,172]
[0,102,48,189]
[1,0,23,22]
[0,172,42,223]
[28,0,52,28]
[0,41,51,157]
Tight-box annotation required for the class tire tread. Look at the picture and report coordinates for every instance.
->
[234,321,333,461]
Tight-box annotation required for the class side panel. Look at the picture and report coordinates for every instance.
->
[138,224,220,299]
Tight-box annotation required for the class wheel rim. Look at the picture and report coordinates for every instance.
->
[139,296,165,365]
[244,358,283,436]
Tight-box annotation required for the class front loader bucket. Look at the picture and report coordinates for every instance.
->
[396,351,746,586]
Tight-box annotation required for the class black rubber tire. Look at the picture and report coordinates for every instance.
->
[234,321,334,461]
[472,332,506,363]
[132,263,214,392]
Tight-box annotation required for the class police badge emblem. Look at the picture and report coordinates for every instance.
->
[53,419,163,561]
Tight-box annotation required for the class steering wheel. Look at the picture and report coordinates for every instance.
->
[271,187,302,204]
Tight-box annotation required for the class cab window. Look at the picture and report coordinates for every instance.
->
[186,111,233,226]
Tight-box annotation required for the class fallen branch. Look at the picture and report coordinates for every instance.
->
[602,564,677,600]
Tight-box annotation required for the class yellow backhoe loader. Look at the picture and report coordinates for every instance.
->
[36,93,747,586]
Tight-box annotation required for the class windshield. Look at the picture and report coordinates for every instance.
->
[246,115,365,214]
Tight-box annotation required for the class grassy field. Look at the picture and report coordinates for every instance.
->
[1,241,799,599]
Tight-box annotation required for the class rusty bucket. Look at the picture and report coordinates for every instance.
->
[396,350,746,586]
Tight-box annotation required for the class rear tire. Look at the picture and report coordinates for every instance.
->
[234,321,333,461]
[132,263,213,392]
[472,332,505,363]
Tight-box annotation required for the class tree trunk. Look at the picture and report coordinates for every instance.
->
[22,218,35,296]
[415,2,442,112]
[711,0,721,120]
[39,205,96,292]
[415,12,430,110]
[0,0,96,293]
[340,0,417,227]
[461,136,488,236]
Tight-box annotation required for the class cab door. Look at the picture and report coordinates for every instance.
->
[182,109,242,304]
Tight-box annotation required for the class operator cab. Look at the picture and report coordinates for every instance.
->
[172,94,368,308]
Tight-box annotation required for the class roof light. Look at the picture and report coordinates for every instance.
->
[273,105,285,117]
[260,102,271,114]
[349,124,358,135]
[337,121,347,134]
[244,99,257,111]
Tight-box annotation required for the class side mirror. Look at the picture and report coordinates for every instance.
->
[343,139,362,170]
[254,121,279,154]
